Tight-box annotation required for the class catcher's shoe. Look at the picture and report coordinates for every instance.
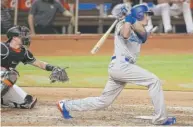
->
[57,100,72,119]
[162,117,176,125]
[20,95,37,109]
[1,96,37,109]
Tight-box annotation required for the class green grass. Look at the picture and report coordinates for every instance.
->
[17,55,193,91]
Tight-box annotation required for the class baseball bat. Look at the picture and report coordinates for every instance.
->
[91,19,119,54]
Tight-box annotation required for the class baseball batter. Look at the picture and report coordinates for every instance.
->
[57,4,176,125]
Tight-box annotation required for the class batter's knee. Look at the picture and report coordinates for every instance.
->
[151,75,162,87]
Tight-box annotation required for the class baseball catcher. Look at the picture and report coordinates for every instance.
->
[1,25,69,109]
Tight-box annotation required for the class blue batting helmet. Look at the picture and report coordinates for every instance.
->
[131,4,153,21]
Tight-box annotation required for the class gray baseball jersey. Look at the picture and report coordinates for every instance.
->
[113,20,142,63]
[62,20,168,125]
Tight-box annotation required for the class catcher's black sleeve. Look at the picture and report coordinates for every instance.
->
[22,50,36,64]
[1,42,9,59]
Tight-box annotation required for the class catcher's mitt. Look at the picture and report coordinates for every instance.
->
[49,67,69,83]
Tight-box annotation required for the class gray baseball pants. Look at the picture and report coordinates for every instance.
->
[64,58,167,124]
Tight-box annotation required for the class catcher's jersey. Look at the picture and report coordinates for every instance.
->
[0,42,36,69]
[113,20,144,63]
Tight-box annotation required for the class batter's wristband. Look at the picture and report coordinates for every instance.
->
[125,14,136,24]
[45,64,55,71]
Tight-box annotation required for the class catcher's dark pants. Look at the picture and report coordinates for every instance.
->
[35,25,57,34]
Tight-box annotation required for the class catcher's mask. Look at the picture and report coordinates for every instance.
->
[6,26,31,48]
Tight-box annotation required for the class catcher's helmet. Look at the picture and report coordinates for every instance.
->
[6,26,31,47]
[131,4,153,21]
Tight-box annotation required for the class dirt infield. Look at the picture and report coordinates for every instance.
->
[1,88,193,126]
[1,34,193,126]
[1,34,193,55]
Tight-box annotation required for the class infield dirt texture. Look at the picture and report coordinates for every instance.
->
[1,34,193,126]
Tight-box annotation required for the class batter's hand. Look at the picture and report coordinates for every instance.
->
[111,3,131,19]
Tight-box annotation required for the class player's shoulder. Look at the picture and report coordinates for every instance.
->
[23,48,35,60]
[1,42,9,59]
[1,42,9,52]
[22,48,36,64]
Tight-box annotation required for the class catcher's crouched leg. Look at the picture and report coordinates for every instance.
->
[1,85,37,109]
[1,69,18,97]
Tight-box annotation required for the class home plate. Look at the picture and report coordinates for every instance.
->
[135,116,153,120]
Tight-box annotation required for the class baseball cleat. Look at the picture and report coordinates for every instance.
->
[57,101,72,119]
[20,95,37,109]
[162,117,176,125]
[28,97,37,109]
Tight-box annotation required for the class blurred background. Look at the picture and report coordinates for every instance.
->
[1,0,193,34]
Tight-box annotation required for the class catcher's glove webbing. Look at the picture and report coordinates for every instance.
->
[49,67,69,83]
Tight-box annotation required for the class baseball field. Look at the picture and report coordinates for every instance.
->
[1,34,193,126]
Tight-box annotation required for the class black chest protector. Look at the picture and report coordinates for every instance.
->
[1,42,36,69]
